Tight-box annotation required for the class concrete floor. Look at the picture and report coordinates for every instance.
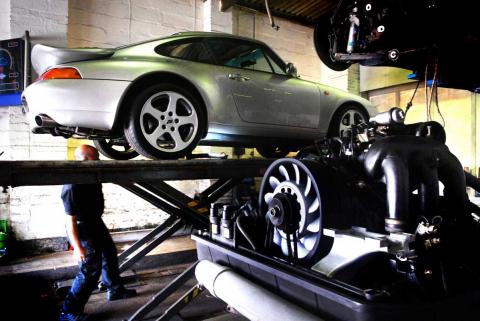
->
[0,235,248,321]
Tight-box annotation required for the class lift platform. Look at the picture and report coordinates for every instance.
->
[0,158,272,320]
[0,159,270,187]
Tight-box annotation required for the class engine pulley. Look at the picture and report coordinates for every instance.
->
[267,193,300,234]
[259,158,337,264]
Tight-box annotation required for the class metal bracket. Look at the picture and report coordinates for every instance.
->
[127,262,199,321]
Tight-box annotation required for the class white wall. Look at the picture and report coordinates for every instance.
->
[68,0,205,47]
[0,0,70,242]
[10,0,68,46]
[0,0,10,40]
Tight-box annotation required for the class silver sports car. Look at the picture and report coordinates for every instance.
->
[22,31,376,159]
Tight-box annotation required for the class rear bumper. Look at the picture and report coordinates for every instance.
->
[22,79,130,131]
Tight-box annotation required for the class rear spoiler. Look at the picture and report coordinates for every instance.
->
[31,44,115,75]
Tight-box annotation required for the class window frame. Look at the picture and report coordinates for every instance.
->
[204,37,289,76]
[154,36,291,77]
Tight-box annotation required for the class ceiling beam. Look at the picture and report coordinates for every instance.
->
[235,0,314,26]
[220,0,237,11]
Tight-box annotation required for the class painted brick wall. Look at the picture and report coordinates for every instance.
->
[207,0,234,33]
[10,0,68,46]
[68,0,205,47]
[0,106,67,239]
[0,0,70,242]
[0,0,10,40]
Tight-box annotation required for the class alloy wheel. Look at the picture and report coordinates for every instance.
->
[140,91,199,153]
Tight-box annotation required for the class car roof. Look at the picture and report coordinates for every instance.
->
[117,31,268,49]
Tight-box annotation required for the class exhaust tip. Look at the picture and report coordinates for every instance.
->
[34,114,58,128]
[34,115,43,126]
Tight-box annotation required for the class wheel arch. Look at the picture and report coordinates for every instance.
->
[111,71,209,137]
[326,100,370,136]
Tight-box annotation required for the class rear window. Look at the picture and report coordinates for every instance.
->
[155,39,214,64]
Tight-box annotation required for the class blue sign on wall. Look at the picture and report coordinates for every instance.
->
[0,37,24,106]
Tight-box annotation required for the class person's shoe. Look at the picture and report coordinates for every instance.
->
[59,312,89,321]
[107,288,137,301]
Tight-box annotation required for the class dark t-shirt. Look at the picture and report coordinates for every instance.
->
[61,184,104,222]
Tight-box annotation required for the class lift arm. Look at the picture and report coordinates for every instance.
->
[0,159,271,187]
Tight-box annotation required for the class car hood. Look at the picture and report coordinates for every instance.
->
[31,44,115,75]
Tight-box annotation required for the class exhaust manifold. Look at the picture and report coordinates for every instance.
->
[363,136,468,232]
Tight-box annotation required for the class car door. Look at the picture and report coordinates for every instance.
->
[206,38,320,129]
[261,48,321,129]
[205,38,273,125]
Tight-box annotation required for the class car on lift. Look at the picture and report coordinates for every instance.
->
[22,31,376,160]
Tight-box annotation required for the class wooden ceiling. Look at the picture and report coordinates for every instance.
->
[220,0,337,26]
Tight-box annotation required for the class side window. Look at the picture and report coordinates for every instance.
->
[155,39,214,64]
[238,48,272,73]
[206,39,274,73]
[265,51,287,75]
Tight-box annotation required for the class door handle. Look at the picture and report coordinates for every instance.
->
[228,73,250,81]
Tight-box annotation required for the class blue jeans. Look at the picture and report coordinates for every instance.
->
[62,220,124,314]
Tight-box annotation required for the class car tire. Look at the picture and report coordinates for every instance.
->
[327,105,369,138]
[93,139,139,160]
[314,16,351,72]
[256,146,290,158]
[124,83,205,159]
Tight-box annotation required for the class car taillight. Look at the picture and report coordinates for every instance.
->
[38,67,82,81]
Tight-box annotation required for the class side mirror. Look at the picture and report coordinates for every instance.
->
[285,62,298,77]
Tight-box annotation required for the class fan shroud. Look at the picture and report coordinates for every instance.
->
[259,158,336,264]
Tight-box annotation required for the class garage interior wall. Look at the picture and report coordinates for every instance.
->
[362,66,479,179]
[0,0,10,40]
[0,0,348,253]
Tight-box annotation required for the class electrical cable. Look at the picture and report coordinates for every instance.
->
[265,0,279,30]
[428,57,439,122]
[435,83,445,127]
[433,58,446,127]
[425,63,430,121]
[405,79,421,117]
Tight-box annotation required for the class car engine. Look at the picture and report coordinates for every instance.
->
[196,107,480,320]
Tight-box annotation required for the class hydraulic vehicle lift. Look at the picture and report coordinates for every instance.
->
[0,158,272,321]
